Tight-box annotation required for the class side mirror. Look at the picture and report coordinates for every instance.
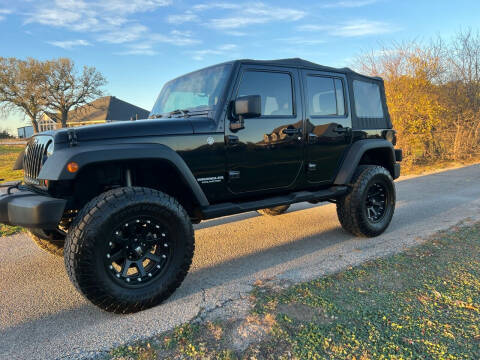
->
[234,95,261,119]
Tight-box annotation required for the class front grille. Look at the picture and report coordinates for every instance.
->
[24,136,52,184]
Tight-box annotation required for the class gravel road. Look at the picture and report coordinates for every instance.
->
[1,164,480,360]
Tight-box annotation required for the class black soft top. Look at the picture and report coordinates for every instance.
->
[234,58,383,82]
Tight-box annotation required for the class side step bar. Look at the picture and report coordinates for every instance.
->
[200,186,349,220]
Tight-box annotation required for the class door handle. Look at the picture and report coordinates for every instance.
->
[282,127,301,135]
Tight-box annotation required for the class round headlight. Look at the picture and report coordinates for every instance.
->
[46,142,54,157]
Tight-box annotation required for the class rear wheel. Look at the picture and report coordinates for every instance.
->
[337,165,395,237]
[257,205,290,216]
[28,229,65,257]
[64,187,194,313]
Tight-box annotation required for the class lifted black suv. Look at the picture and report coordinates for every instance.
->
[0,58,401,313]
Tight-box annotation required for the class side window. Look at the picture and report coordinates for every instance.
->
[306,76,345,116]
[353,80,384,118]
[237,71,293,116]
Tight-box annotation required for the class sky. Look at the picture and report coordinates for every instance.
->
[1,0,480,133]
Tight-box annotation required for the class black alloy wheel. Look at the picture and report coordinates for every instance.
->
[106,217,173,287]
[365,182,388,223]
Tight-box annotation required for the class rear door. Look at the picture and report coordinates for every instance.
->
[226,66,304,194]
[302,70,352,183]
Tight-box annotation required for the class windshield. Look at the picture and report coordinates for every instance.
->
[150,64,232,117]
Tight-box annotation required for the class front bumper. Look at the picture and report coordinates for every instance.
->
[0,190,66,229]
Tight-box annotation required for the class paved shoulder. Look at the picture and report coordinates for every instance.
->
[1,165,479,360]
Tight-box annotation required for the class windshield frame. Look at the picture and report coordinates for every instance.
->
[150,62,234,122]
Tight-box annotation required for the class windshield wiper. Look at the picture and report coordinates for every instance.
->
[149,114,164,119]
[167,109,190,118]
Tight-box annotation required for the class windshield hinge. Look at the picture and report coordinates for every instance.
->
[67,129,78,147]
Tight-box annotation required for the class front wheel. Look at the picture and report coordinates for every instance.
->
[64,187,194,313]
[336,166,395,237]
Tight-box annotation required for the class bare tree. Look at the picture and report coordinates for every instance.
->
[0,57,50,133]
[45,58,107,128]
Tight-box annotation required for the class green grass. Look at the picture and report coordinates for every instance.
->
[0,145,23,182]
[108,222,480,360]
[0,145,24,237]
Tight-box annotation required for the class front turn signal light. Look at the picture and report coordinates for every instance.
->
[67,162,79,173]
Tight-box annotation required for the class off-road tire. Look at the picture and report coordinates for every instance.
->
[337,165,395,237]
[64,187,194,314]
[28,230,65,257]
[257,205,290,216]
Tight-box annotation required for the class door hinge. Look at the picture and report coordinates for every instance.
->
[228,170,240,180]
[308,162,317,172]
[226,135,239,145]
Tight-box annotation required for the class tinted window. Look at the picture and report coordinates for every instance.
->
[306,76,345,116]
[353,80,384,118]
[237,71,293,116]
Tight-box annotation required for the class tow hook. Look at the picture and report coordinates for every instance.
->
[0,180,22,194]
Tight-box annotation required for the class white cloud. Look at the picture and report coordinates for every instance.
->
[208,3,305,29]
[25,0,172,41]
[97,24,148,44]
[191,3,241,11]
[320,0,378,8]
[167,2,305,30]
[167,12,198,24]
[151,30,201,46]
[298,20,395,37]
[118,30,201,55]
[118,43,158,55]
[189,44,238,61]
[47,39,92,49]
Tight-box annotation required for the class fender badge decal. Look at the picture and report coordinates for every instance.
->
[197,176,224,184]
[206,136,215,145]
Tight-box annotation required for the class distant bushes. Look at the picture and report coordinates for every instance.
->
[356,30,480,167]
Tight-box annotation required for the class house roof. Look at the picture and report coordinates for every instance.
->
[46,96,150,123]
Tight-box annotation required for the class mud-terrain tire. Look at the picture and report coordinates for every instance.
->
[257,205,290,216]
[64,187,194,314]
[337,165,395,237]
[28,229,65,257]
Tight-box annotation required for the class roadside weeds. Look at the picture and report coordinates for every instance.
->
[107,221,480,360]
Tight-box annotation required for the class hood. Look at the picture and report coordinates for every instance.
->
[50,118,199,143]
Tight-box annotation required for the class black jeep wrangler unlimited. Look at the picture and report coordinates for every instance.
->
[0,58,401,313]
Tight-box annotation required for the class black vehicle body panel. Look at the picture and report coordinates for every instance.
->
[0,189,66,229]
[334,139,398,185]
[4,58,401,229]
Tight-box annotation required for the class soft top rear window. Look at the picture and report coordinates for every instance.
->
[353,80,384,118]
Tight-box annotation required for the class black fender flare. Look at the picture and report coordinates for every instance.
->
[38,143,209,207]
[334,139,397,185]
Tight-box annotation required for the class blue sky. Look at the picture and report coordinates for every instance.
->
[1,0,480,132]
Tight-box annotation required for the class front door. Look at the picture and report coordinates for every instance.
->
[226,66,304,194]
[302,70,352,183]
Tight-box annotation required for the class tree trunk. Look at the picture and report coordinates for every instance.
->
[30,117,39,134]
[61,109,68,128]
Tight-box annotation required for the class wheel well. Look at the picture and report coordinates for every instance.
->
[69,160,200,217]
[358,148,395,177]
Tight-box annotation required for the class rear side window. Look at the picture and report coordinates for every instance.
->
[353,80,384,118]
[237,71,293,116]
[306,76,345,116]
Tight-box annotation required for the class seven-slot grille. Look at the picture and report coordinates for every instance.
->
[23,136,52,184]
